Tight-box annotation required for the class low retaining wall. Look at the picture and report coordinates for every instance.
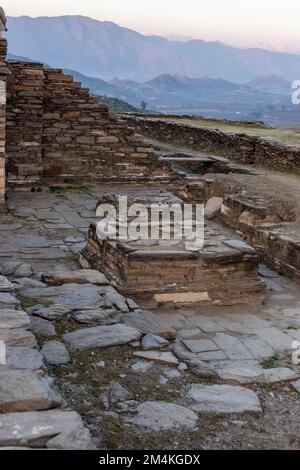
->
[125,116,300,171]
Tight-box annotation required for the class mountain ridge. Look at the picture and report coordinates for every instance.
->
[6,15,300,81]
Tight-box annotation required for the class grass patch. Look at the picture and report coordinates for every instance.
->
[260,353,280,369]
[49,185,89,195]
[20,296,51,309]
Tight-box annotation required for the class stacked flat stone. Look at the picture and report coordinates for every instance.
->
[5,62,175,185]
[0,7,7,206]
[126,115,300,172]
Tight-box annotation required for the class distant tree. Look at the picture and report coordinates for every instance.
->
[140,100,147,112]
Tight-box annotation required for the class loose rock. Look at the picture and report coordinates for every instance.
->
[41,341,70,366]
[141,334,169,350]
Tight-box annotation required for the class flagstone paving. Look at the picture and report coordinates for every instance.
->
[0,186,299,449]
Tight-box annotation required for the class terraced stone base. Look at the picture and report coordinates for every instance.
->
[80,190,266,308]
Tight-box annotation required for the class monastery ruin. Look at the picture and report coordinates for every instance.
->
[0,7,300,450]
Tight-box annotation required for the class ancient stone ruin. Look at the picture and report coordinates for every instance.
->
[0,6,300,451]
[80,189,265,308]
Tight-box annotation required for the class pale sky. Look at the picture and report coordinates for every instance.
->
[3,0,300,51]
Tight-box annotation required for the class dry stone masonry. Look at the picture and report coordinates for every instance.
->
[80,189,266,308]
[0,8,7,207]
[126,115,300,171]
[5,62,174,186]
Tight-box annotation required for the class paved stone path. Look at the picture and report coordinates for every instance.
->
[0,186,299,449]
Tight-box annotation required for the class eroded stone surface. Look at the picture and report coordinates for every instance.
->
[1,347,44,371]
[30,317,56,337]
[0,410,94,449]
[141,334,169,350]
[187,384,262,413]
[71,308,120,326]
[0,309,30,330]
[126,401,198,431]
[41,341,70,366]
[41,269,109,287]
[122,309,176,340]
[0,275,14,292]
[0,370,62,412]
[63,324,142,351]
[133,351,179,366]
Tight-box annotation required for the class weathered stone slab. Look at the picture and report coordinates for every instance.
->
[187,384,262,413]
[0,262,33,278]
[141,334,169,350]
[122,309,176,340]
[217,361,264,384]
[0,370,61,412]
[30,317,56,337]
[213,333,254,360]
[197,350,227,361]
[263,367,298,383]
[126,401,198,431]
[0,328,36,347]
[79,269,110,285]
[71,308,120,325]
[22,283,105,309]
[63,324,141,351]
[255,327,293,351]
[0,347,44,371]
[0,410,94,449]
[133,351,179,366]
[32,304,73,321]
[0,293,20,308]
[240,336,274,359]
[15,278,46,289]
[230,314,270,330]
[173,344,217,378]
[188,315,226,332]
[41,269,109,287]
[0,275,14,292]
[0,309,30,330]
[103,290,129,313]
[183,338,219,354]
[41,341,70,366]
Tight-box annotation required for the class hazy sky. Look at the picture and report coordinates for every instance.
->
[3,0,300,51]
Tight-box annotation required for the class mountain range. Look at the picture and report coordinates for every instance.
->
[6,15,300,82]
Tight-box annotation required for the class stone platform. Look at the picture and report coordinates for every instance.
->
[80,189,266,308]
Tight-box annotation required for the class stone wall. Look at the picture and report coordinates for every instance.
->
[6,62,174,186]
[6,62,44,182]
[125,116,300,171]
[0,7,7,205]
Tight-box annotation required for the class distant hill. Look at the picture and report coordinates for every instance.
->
[6,52,298,124]
[6,15,300,81]
[247,75,291,94]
